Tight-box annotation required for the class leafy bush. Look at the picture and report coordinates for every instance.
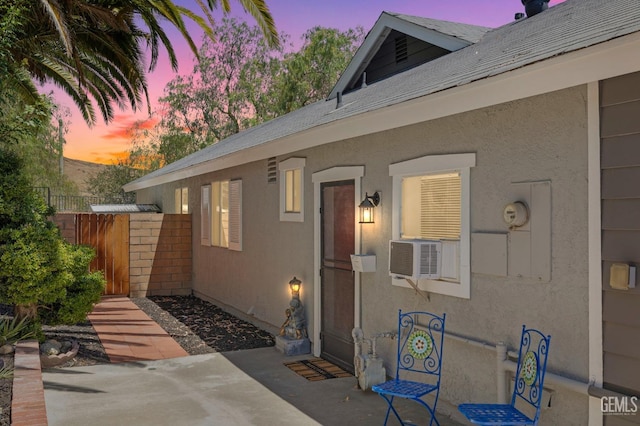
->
[0,148,106,330]
[40,245,104,325]
[0,223,72,307]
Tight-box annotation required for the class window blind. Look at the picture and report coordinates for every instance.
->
[228,180,242,251]
[200,185,211,245]
[420,173,461,239]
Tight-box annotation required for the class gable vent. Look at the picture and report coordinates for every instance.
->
[395,35,408,64]
[267,157,277,183]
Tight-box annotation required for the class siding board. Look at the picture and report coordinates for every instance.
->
[601,134,640,169]
[603,291,640,328]
[604,352,640,395]
[601,100,640,138]
[601,72,640,398]
[604,414,640,426]
[603,322,640,359]
[602,199,640,230]
[600,71,640,107]
[602,230,640,261]
[602,168,640,199]
[364,31,449,86]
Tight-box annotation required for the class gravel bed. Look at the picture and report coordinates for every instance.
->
[143,295,276,352]
[131,297,214,355]
[0,295,276,426]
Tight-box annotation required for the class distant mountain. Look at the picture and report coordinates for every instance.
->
[63,158,108,195]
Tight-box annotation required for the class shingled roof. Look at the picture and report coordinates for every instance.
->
[125,0,640,191]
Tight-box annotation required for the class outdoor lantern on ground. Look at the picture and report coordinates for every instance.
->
[276,276,310,356]
[289,276,301,298]
[359,192,380,223]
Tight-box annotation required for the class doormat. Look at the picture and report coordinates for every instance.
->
[284,357,353,381]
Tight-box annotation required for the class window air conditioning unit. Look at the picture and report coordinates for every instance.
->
[389,239,441,280]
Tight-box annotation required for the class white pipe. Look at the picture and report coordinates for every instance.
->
[441,329,496,352]
[502,360,591,395]
[442,329,592,398]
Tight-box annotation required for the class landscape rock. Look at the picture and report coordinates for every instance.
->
[41,339,62,355]
[40,339,79,368]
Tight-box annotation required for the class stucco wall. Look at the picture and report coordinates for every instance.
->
[354,85,590,425]
[135,85,590,424]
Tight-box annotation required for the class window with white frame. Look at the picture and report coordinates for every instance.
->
[201,180,242,251]
[389,153,475,299]
[279,157,305,222]
[175,187,189,214]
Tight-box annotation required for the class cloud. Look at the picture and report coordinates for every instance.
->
[88,150,130,165]
[100,114,160,140]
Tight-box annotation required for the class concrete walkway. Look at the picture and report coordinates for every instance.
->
[40,297,464,426]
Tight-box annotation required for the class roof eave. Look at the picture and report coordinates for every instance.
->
[124,31,640,192]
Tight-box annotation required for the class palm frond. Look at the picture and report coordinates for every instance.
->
[38,0,73,55]
[234,0,279,48]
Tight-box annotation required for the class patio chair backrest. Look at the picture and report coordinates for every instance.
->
[511,325,551,423]
[394,310,446,383]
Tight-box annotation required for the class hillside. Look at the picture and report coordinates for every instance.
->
[63,157,108,195]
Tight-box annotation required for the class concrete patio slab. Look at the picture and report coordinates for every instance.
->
[43,353,320,426]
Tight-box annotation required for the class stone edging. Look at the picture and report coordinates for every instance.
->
[11,340,48,426]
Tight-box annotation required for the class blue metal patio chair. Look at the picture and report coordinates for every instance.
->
[372,310,446,426]
[458,325,551,425]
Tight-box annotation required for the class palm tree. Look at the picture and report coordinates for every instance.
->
[0,0,278,126]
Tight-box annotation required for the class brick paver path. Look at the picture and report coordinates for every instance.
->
[88,296,188,363]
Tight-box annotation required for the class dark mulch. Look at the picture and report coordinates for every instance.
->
[144,295,275,352]
[0,295,275,426]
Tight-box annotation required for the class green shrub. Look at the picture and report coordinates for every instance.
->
[0,366,12,380]
[0,223,72,307]
[40,245,105,325]
[0,148,106,331]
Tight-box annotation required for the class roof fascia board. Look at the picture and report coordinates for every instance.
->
[390,17,473,52]
[329,13,473,100]
[124,32,640,192]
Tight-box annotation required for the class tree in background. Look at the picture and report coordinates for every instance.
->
[142,20,363,166]
[273,26,364,114]
[86,162,139,204]
[90,21,363,201]
[0,149,105,332]
[155,17,286,163]
[0,90,79,196]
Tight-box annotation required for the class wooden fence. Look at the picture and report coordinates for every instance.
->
[75,214,130,295]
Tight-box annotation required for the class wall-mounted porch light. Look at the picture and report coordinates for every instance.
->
[359,192,380,223]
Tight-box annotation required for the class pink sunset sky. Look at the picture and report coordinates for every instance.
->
[58,0,566,164]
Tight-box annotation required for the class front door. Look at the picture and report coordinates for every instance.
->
[320,180,355,372]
